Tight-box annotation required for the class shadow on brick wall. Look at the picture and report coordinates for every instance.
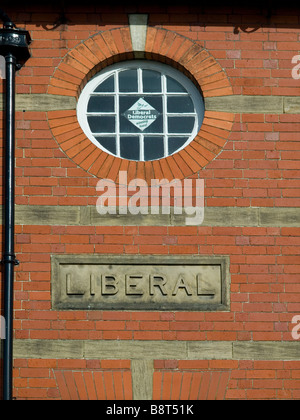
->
[0,0,299,32]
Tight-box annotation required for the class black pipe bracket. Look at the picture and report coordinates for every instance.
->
[0,25,31,66]
[1,254,20,265]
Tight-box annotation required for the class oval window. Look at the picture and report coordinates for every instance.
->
[77,60,205,162]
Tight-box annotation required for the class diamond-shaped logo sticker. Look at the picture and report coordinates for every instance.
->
[123,98,160,131]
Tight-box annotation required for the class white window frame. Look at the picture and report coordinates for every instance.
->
[77,60,205,161]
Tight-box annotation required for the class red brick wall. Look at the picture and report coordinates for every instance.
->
[14,358,132,400]
[154,360,300,400]
[12,358,300,400]
[1,3,300,399]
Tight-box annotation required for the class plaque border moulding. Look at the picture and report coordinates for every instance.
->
[51,254,231,312]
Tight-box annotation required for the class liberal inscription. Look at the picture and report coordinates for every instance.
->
[51,255,230,311]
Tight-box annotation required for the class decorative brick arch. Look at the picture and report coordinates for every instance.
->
[47,26,234,183]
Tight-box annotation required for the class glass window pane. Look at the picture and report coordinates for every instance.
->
[87,96,114,113]
[143,96,163,114]
[120,136,140,160]
[168,116,195,133]
[168,136,188,155]
[120,115,142,133]
[144,136,164,161]
[95,75,114,92]
[88,116,115,133]
[119,69,138,92]
[119,96,141,114]
[166,76,188,93]
[142,70,161,92]
[167,96,194,113]
[95,136,116,155]
[143,115,163,134]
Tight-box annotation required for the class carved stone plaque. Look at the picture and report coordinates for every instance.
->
[51,255,230,311]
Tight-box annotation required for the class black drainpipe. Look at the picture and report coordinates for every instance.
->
[0,10,31,401]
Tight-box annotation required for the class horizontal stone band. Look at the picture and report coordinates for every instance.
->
[205,95,300,114]
[13,339,300,361]
[0,94,76,112]
[10,205,300,227]
[1,94,300,114]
